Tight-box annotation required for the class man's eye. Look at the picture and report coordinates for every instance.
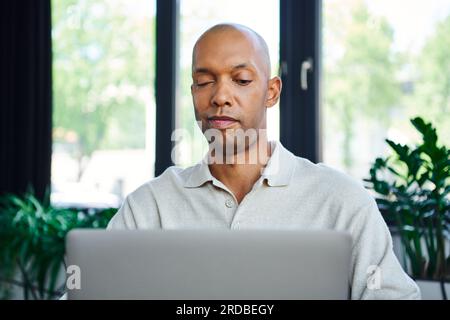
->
[196,81,213,87]
[235,79,252,85]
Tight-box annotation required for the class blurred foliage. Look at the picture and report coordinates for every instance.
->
[413,14,450,143]
[0,192,116,299]
[324,0,450,172]
[365,117,450,282]
[52,0,155,180]
[324,0,401,170]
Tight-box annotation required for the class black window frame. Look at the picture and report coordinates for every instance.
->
[279,0,322,163]
[155,0,179,176]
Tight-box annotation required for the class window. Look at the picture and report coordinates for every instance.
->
[175,0,280,167]
[322,0,450,179]
[51,0,156,208]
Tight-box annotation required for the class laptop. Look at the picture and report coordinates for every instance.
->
[65,229,352,300]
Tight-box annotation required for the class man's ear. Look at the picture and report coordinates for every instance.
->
[266,76,282,108]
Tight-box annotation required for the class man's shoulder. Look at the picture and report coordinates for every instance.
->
[288,156,381,229]
[109,167,191,229]
[291,156,374,205]
[126,164,197,200]
[154,164,200,187]
[292,156,363,187]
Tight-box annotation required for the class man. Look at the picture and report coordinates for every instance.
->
[108,23,421,299]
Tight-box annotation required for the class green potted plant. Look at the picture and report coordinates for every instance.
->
[0,192,116,299]
[365,117,449,299]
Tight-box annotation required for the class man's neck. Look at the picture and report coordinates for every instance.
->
[208,138,272,204]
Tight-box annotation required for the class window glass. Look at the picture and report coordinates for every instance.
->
[51,0,156,207]
[323,0,450,178]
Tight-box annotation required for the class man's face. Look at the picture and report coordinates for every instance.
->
[191,29,280,152]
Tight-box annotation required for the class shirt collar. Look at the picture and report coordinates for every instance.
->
[183,140,296,188]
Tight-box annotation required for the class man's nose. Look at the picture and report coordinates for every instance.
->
[211,80,232,108]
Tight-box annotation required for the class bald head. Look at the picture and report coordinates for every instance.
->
[192,23,271,80]
[190,23,283,146]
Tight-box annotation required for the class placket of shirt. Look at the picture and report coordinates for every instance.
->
[210,175,265,229]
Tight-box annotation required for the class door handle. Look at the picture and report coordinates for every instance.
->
[301,58,313,91]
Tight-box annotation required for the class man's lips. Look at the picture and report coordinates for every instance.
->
[207,116,239,129]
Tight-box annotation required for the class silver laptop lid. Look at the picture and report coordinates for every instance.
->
[66,229,352,300]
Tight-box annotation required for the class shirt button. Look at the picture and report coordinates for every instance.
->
[225,198,234,208]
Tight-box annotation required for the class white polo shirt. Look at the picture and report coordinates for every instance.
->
[107,140,421,300]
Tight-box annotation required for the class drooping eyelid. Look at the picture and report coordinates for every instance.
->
[193,67,256,87]
[193,74,214,86]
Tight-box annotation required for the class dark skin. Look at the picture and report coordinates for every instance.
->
[191,24,282,204]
